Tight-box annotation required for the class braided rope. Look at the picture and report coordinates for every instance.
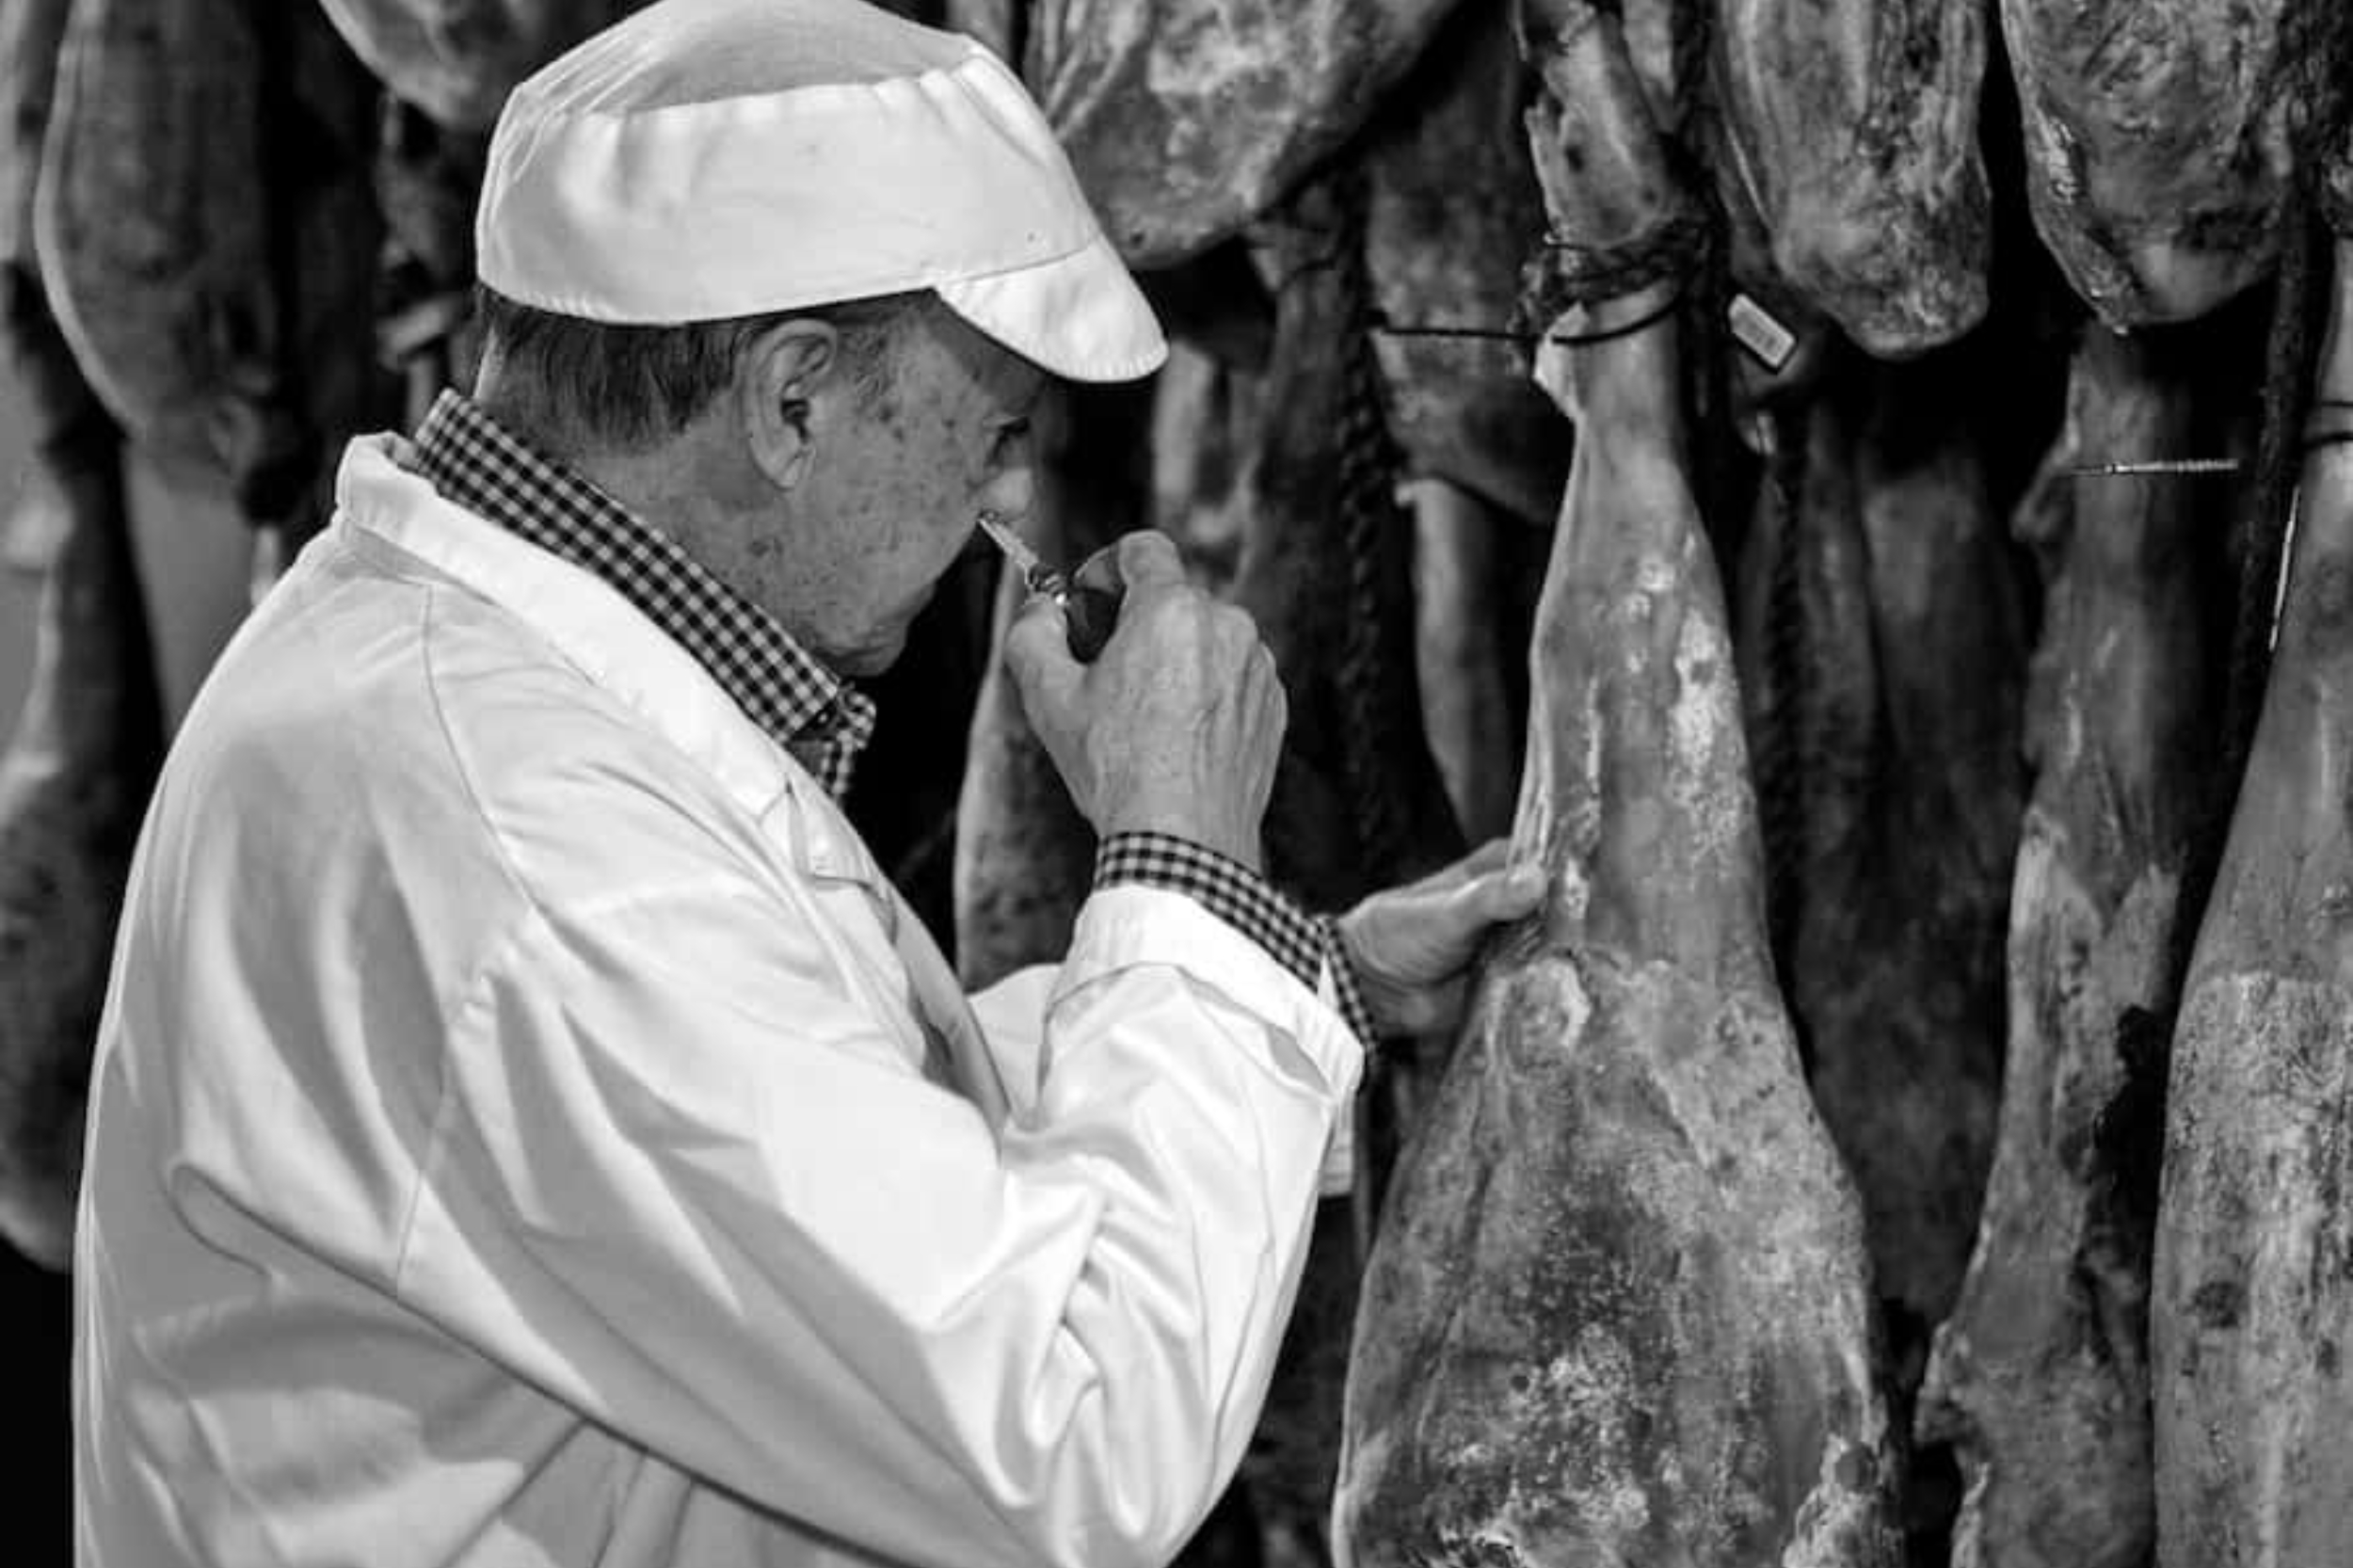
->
[1753,409,1811,979]
[1329,167,1419,887]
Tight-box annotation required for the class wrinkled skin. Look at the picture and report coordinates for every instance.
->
[1335,8,1897,1564]
[2151,239,2353,1568]
[952,380,1148,990]
[2002,0,2288,325]
[1712,0,1989,354]
[37,0,388,535]
[1918,327,2212,1568]
[955,0,1456,266]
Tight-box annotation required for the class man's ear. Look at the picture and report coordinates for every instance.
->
[740,318,842,492]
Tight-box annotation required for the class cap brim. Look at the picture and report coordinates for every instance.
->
[935,234,1168,384]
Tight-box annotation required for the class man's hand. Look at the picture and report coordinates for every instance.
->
[1339,840,1545,1037]
[1006,531,1286,872]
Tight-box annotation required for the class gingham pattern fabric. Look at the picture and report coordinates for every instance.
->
[1096,833,1379,1051]
[409,392,876,797]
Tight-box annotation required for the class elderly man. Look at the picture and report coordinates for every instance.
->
[72,1,1540,1565]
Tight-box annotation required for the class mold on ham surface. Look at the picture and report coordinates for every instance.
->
[1712,0,1991,354]
[2000,0,2288,325]
[1919,326,2214,1568]
[1335,7,1897,1562]
[2150,235,2353,1568]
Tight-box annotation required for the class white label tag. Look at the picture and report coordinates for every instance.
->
[1728,292,1797,373]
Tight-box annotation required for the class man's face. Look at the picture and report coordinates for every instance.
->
[760,305,1042,678]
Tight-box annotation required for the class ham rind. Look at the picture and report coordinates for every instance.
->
[315,1,637,131]
[2150,238,2353,1568]
[1334,7,1896,1562]
[968,0,1456,267]
[36,0,385,526]
[0,280,163,1270]
[1918,327,2208,1568]
[1793,355,2025,1347]
[0,0,165,1272]
[2001,0,2288,326]
[1362,0,1564,532]
[1712,0,1990,355]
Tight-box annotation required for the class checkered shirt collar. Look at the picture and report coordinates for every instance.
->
[408,391,875,797]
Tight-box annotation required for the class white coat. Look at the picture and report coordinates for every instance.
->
[72,433,1363,1568]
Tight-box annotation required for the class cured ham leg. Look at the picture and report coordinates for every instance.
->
[1918,327,2210,1568]
[315,0,635,132]
[1410,480,1519,848]
[949,0,1456,266]
[1794,353,2025,1342]
[37,0,386,538]
[0,279,164,1271]
[2001,0,2287,325]
[0,0,163,1272]
[2150,235,2353,1568]
[1712,0,1990,354]
[1335,7,1895,1561]
[1362,0,1564,531]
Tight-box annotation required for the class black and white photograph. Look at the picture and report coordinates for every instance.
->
[1,1,2346,1564]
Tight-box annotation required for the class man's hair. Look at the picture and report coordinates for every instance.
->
[471,285,922,452]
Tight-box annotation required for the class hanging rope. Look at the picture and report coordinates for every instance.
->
[1329,164,1426,890]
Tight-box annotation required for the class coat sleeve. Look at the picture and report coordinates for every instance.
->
[390,867,1360,1568]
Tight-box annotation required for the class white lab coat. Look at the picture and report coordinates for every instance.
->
[72,433,1363,1568]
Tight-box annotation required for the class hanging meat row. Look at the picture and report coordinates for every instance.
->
[4,6,2352,1568]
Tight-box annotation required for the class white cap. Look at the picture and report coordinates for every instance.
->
[475,0,1167,383]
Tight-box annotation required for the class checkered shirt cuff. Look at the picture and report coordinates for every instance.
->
[1094,833,1380,1050]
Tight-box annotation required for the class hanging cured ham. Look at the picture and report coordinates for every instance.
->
[36,0,386,538]
[1362,0,1562,533]
[1712,0,1991,355]
[945,0,1456,266]
[1334,4,1896,1561]
[2002,0,2288,325]
[0,0,163,1271]
[1789,352,2027,1339]
[315,0,636,131]
[2150,228,2353,1568]
[1917,327,2213,1568]
[1360,0,1560,847]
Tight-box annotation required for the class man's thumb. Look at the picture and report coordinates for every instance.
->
[1005,594,1081,719]
[1469,861,1546,924]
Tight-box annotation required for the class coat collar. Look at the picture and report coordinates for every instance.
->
[328,432,885,888]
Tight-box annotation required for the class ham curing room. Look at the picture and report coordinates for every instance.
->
[3,2,2347,1566]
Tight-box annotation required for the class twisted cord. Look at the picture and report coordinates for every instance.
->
[1329,166,1420,886]
[1752,409,1811,980]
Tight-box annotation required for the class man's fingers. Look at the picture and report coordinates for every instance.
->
[1071,545,1124,601]
[1441,858,1545,927]
[1112,528,1184,589]
[1005,593,1081,712]
[1454,837,1514,881]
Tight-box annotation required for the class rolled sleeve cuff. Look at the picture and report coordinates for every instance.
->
[1058,881,1362,1107]
[1093,833,1378,1053]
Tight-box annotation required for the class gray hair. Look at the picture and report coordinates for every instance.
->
[470,285,921,452]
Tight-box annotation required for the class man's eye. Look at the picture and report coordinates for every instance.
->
[991,419,1031,456]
